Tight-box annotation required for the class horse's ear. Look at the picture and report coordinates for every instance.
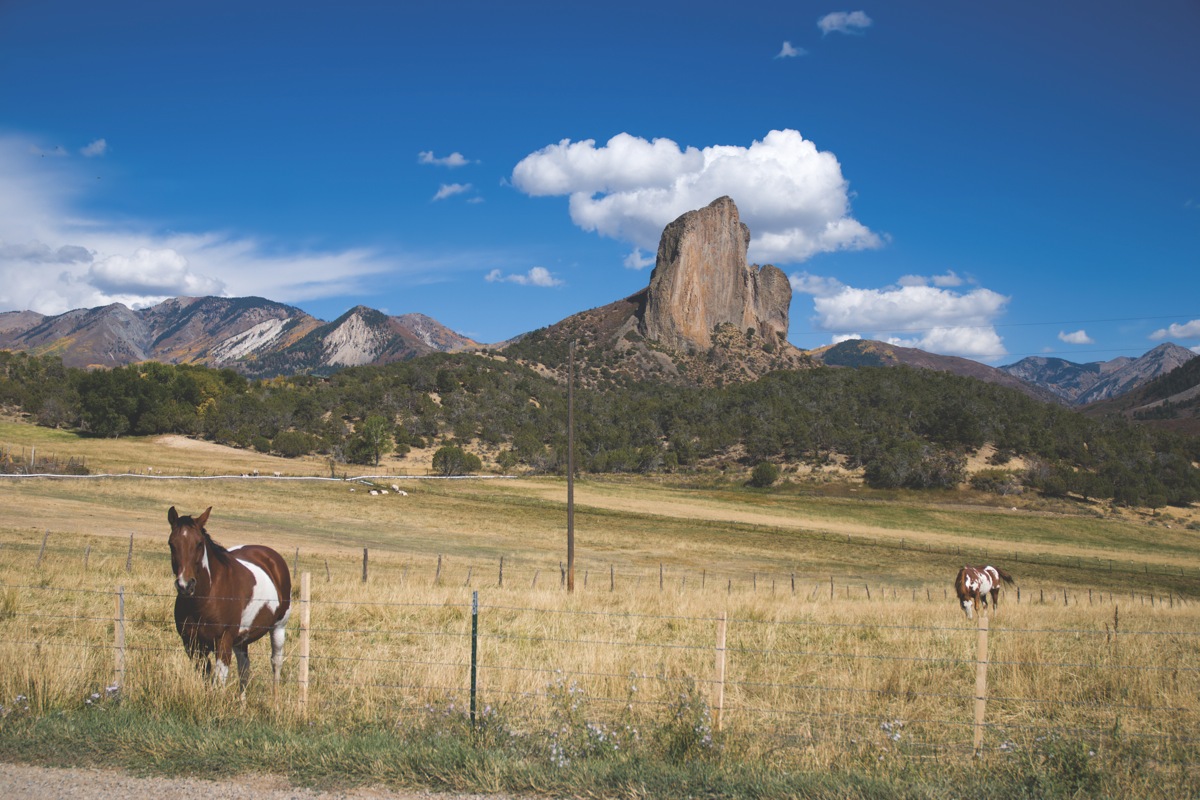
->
[197,507,212,528]
[168,506,179,527]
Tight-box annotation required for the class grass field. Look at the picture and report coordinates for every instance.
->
[1,421,1199,797]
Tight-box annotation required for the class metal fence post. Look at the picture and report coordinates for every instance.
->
[470,590,479,726]
[113,586,126,690]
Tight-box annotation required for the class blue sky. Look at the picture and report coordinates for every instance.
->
[1,0,1197,365]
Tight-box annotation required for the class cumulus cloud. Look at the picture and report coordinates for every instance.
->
[433,183,473,201]
[623,248,655,270]
[1150,319,1200,340]
[0,134,407,315]
[792,270,1010,359]
[81,139,107,157]
[511,129,881,264]
[818,11,872,35]
[1058,329,1094,345]
[87,248,224,296]
[484,266,562,287]
[776,41,805,58]
[418,150,470,167]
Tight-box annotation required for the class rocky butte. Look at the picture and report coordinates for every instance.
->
[639,196,792,353]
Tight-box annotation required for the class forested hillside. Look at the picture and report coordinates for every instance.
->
[1,350,1198,507]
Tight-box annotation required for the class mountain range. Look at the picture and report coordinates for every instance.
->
[0,196,1195,412]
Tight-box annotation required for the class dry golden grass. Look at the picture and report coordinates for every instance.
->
[2,526,1197,774]
[1,422,1198,776]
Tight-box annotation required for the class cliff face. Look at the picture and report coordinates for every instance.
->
[639,197,791,353]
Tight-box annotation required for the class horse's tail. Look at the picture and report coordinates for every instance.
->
[994,566,1015,585]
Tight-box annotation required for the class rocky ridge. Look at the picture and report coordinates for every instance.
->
[640,196,791,353]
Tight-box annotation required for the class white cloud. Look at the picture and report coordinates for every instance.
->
[432,183,473,201]
[80,139,107,158]
[418,150,471,167]
[623,248,655,270]
[0,134,408,315]
[818,11,872,35]
[1058,329,1094,345]
[1150,319,1200,340]
[794,271,1010,359]
[88,247,223,296]
[512,129,882,264]
[776,41,805,58]
[484,266,563,287]
[898,270,964,288]
[790,271,846,297]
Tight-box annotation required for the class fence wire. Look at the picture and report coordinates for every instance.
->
[2,550,1199,768]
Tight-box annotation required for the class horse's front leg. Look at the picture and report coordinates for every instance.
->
[212,633,235,687]
[234,644,251,692]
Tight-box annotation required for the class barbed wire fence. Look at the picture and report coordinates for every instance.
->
[3,532,1199,768]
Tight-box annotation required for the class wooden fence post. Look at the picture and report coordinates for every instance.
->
[435,554,443,585]
[324,559,331,583]
[293,547,299,577]
[499,556,504,588]
[84,545,91,571]
[113,586,126,690]
[125,533,133,573]
[714,610,727,732]
[36,530,49,568]
[299,572,311,719]
[972,614,990,756]
[362,548,368,583]
[610,564,614,592]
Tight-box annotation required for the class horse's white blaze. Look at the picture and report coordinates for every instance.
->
[175,530,210,590]
[235,557,280,634]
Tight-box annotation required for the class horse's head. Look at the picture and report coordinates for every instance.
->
[168,505,212,596]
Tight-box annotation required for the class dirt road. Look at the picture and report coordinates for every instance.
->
[0,762,515,800]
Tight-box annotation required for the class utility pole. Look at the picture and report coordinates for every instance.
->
[567,339,576,593]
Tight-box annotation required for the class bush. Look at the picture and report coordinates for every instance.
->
[748,461,780,488]
[432,445,482,476]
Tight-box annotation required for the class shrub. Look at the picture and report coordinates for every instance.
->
[748,461,780,488]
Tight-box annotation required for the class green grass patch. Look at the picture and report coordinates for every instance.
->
[1,705,1187,799]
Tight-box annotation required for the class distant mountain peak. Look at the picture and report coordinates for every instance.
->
[1000,343,1197,405]
[0,295,479,376]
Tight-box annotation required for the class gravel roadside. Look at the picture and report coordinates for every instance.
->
[0,762,517,800]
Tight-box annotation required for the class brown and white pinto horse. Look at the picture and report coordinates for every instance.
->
[954,565,1014,619]
[168,506,291,695]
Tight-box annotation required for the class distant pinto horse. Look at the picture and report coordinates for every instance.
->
[954,565,1014,620]
[167,506,291,696]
